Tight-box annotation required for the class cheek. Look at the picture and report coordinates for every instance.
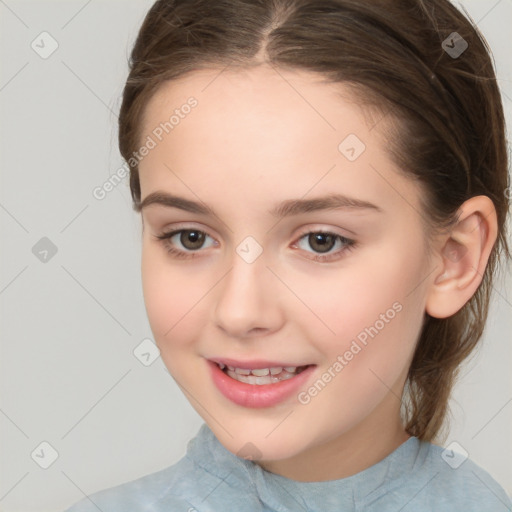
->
[141,247,203,348]
[297,244,427,374]
[293,263,425,434]
[292,252,418,330]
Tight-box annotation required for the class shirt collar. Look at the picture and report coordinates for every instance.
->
[187,422,423,512]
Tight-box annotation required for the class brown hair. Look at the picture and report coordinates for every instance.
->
[118,0,510,442]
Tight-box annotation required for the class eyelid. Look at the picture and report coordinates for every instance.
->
[156,223,354,244]
[158,222,217,238]
[293,224,356,242]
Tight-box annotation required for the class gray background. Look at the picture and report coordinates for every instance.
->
[0,1,510,511]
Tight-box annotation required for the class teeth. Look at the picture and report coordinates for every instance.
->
[216,362,310,383]
[251,368,269,376]
[221,365,297,376]
[226,369,297,385]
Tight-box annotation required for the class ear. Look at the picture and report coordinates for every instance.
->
[425,195,498,318]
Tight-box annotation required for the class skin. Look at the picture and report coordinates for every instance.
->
[136,64,497,482]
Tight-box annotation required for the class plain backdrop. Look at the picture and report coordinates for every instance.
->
[0,1,511,511]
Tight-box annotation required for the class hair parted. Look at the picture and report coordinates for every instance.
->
[118,0,510,442]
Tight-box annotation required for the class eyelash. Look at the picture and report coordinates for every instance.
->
[154,227,357,262]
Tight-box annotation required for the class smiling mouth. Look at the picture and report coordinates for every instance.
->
[217,362,312,385]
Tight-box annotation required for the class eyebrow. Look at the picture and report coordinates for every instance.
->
[136,191,382,217]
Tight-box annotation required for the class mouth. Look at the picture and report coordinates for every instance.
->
[208,359,317,408]
[209,358,316,386]
[211,360,314,385]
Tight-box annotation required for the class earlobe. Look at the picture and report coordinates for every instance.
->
[425,196,498,319]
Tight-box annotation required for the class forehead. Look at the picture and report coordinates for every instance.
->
[140,64,379,139]
[137,65,422,220]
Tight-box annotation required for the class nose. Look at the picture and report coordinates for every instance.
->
[212,248,283,339]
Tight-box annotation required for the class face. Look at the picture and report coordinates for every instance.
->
[137,65,434,480]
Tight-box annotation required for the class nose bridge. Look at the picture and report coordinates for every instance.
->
[213,236,279,336]
[223,232,268,291]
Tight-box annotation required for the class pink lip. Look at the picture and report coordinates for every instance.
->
[207,359,316,408]
[209,357,310,370]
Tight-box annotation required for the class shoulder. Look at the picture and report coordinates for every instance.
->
[403,440,512,511]
[62,422,255,512]
[62,455,199,512]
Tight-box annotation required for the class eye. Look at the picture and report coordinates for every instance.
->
[154,227,356,262]
[293,230,356,262]
[154,228,216,259]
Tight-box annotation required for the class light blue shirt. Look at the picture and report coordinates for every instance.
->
[64,422,511,511]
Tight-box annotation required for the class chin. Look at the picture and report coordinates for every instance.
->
[209,422,307,463]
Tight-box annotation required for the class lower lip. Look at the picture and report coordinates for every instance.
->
[207,360,316,408]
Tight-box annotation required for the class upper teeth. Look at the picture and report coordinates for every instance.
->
[220,364,297,375]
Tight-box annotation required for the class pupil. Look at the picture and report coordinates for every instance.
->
[182,230,204,250]
[310,233,334,253]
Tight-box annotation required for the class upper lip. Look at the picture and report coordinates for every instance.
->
[208,357,314,370]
